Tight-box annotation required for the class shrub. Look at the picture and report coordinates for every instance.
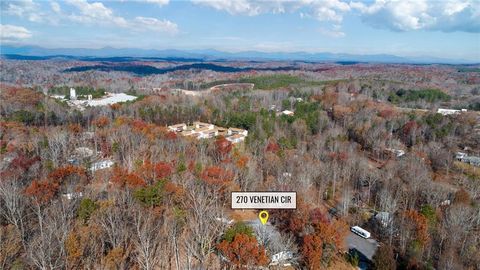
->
[133,180,166,207]
[78,198,98,223]
[222,222,254,243]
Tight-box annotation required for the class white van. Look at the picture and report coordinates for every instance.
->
[351,226,371,239]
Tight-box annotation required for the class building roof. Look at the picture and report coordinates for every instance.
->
[227,134,245,140]
[228,127,246,132]
[462,156,480,164]
[193,121,212,126]
[180,130,195,136]
[168,123,186,128]
[195,126,215,133]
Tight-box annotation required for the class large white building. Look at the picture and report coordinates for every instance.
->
[168,122,247,144]
[437,108,467,115]
[70,88,77,100]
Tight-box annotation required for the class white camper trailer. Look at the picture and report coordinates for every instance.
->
[351,226,371,239]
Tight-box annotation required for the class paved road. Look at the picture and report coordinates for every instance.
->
[345,232,379,261]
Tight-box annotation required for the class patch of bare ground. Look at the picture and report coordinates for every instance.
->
[229,209,258,222]
[326,256,357,270]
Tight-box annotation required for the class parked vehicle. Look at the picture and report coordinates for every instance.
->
[351,226,371,239]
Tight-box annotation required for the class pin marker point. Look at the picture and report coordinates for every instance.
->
[259,210,269,225]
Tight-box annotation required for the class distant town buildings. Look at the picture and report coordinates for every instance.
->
[51,90,137,111]
[90,159,115,172]
[167,121,248,144]
[70,88,77,100]
[437,108,467,115]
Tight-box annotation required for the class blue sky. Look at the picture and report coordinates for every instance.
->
[1,0,479,60]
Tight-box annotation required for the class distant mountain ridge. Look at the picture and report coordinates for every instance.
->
[1,45,477,64]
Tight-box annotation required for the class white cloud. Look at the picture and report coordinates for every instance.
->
[0,24,32,43]
[191,0,350,21]
[50,2,61,13]
[140,0,170,6]
[64,0,178,34]
[192,0,351,36]
[310,0,350,23]
[66,0,128,27]
[192,0,260,16]
[352,0,480,33]
[1,0,44,23]
[192,0,301,16]
[194,0,480,34]
[132,17,178,34]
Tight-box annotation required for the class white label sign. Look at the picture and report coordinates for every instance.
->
[231,192,297,209]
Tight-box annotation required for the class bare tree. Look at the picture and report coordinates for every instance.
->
[0,177,27,247]
[182,182,227,267]
[47,129,69,168]
[132,208,164,270]
[26,200,74,270]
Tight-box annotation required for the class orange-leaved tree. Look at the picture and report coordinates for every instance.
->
[111,167,146,188]
[201,166,233,187]
[215,136,232,158]
[302,234,323,270]
[25,179,60,204]
[217,233,269,267]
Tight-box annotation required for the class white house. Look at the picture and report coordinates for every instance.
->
[62,192,83,200]
[456,152,467,160]
[167,122,248,142]
[226,134,246,144]
[227,127,248,136]
[90,159,114,172]
[193,121,215,130]
[460,156,480,167]
[270,251,294,266]
[168,123,187,132]
[197,127,218,139]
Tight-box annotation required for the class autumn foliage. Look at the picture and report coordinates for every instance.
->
[215,136,233,157]
[111,167,146,188]
[403,210,430,247]
[272,201,349,268]
[265,140,280,153]
[217,233,269,267]
[201,166,233,186]
[302,234,323,270]
[93,116,110,128]
[138,160,173,184]
[24,179,60,204]
[48,165,87,184]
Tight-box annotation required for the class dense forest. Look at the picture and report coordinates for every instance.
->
[1,65,480,270]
